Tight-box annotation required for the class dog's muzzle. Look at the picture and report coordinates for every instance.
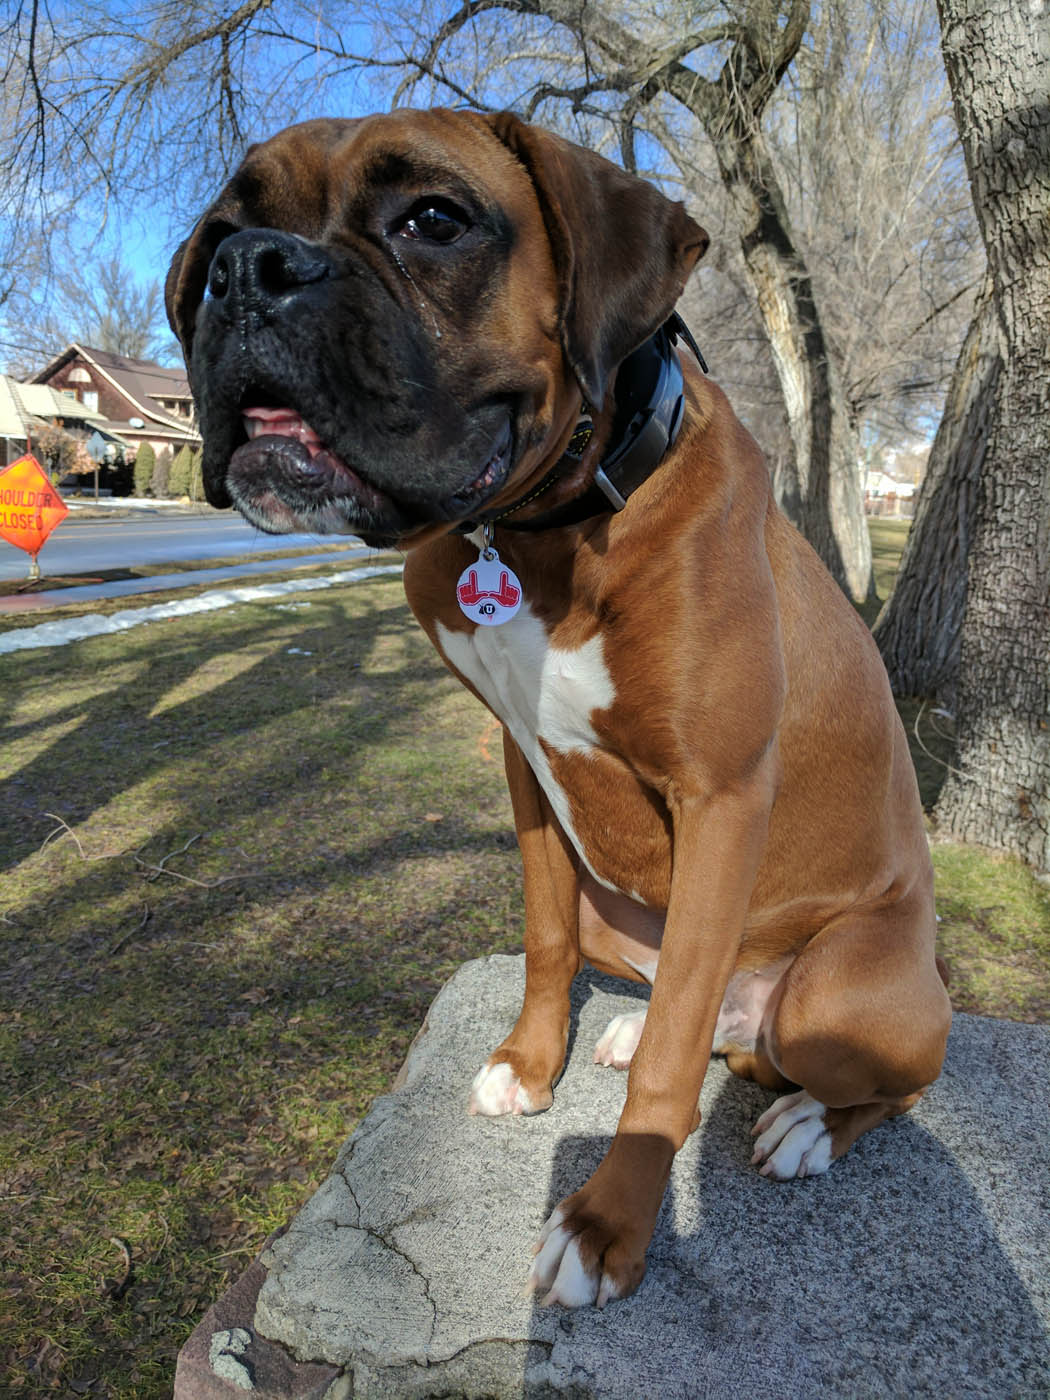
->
[191,228,518,545]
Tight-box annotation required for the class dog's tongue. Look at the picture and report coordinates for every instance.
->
[243,407,323,456]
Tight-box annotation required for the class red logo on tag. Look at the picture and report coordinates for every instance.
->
[456,568,521,610]
[456,550,524,626]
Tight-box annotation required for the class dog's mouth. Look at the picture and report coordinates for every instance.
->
[224,404,514,544]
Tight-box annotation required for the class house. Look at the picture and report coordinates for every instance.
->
[0,375,109,467]
[864,470,918,518]
[26,344,200,461]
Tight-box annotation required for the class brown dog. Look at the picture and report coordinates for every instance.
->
[166,108,951,1309]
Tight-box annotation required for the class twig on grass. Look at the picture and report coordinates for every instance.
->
[136,832,201,880]
[133,833,260,888]
[204,1244,258,1264]
[104,904,151,958]
[153,1212,171,1262]
[101,1236,134,1301]
[40,812,86,858]
[39,813,118,862]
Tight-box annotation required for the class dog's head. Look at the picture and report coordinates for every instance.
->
[166,109,707,547]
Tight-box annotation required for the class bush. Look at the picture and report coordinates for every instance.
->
[103,451,134,497]
[151,447,173,499]
[133,442,156,497]
[189,449,204,502]
[168,445,193,498]
[31,424,77,478]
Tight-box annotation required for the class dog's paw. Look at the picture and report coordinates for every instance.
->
[469,1061,542,1117]
[528,1205,630,1308]
[593,1010,647,1069]
[750,1089,833,1180]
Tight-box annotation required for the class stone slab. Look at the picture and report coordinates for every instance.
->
[173,1236,347,1399]
[178,954,1050,1398]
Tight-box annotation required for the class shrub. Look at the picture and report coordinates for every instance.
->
[133,442,156,497]
[168,445,193,498]
[104,450,134,497]
[151,447,173,498]
[31,424,77,478]
[188,449,204,502]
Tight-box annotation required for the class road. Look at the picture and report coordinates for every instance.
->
[0,510,361,583]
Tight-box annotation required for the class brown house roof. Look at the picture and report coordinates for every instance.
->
[31,344,194,435]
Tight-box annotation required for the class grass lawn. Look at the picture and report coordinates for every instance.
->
[2,532,1047,1395]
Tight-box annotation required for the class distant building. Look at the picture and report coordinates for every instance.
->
[1,344,200,470]
[864,470,918,518]
[23,344,200,461]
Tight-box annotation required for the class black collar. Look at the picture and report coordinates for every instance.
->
[459,312,707,534]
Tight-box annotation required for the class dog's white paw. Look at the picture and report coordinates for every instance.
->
[750,1090,833,1180]
[593,1010,647,1069]
[528,1207,623,1309]
[469,1061,537,1117]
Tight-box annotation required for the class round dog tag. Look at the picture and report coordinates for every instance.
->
[456,548,523,626]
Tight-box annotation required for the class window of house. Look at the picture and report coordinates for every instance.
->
[82,390,99,412]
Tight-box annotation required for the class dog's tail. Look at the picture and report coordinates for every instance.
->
[935,955,951,989]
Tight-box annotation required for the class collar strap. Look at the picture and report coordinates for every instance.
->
[459,312,706,534]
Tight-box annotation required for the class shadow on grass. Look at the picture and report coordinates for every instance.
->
[0,578,525,1396]
[1,588,423,873]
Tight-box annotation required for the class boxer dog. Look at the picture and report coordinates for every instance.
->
[166,108,951,1308]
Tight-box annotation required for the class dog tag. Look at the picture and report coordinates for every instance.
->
[456,545,523,626]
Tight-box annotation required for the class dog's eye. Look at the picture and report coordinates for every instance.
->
[394,201,469,245]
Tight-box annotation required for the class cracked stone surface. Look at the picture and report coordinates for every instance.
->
[207,954,1049,1397]
[174,1247,346,1398]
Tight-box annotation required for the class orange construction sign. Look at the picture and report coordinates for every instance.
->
[0,454,68,560]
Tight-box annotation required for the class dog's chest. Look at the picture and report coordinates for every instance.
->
[435,607,619,885]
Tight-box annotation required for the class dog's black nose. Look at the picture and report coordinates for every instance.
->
[207,229,332,310]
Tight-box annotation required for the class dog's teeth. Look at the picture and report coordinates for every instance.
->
[243,415,273,441]
[242,411,323,453]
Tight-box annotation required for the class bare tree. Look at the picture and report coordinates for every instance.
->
[922,0,1049,873]
[5,254,175,375]
[763,0,982,452]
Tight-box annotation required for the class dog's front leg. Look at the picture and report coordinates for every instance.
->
[529,771,774,1306]
[469,728,582,1117]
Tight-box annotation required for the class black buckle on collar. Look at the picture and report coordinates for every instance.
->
[459,312,705,534]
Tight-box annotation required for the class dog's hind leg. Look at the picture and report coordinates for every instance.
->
[750,888,951,1179]
[469,730,582,1117]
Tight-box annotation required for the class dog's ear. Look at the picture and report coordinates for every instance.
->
[164,233,198,358]
[484,111,708,407]
[165,193,243,362]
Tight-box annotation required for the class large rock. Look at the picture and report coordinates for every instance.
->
[176,954,1050,1398]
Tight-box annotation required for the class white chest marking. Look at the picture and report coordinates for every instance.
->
[436,606,616,885]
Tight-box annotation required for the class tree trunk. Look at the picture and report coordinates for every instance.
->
[872,273,999,701]
[713,123,873,602]
[932,0,1050,873]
